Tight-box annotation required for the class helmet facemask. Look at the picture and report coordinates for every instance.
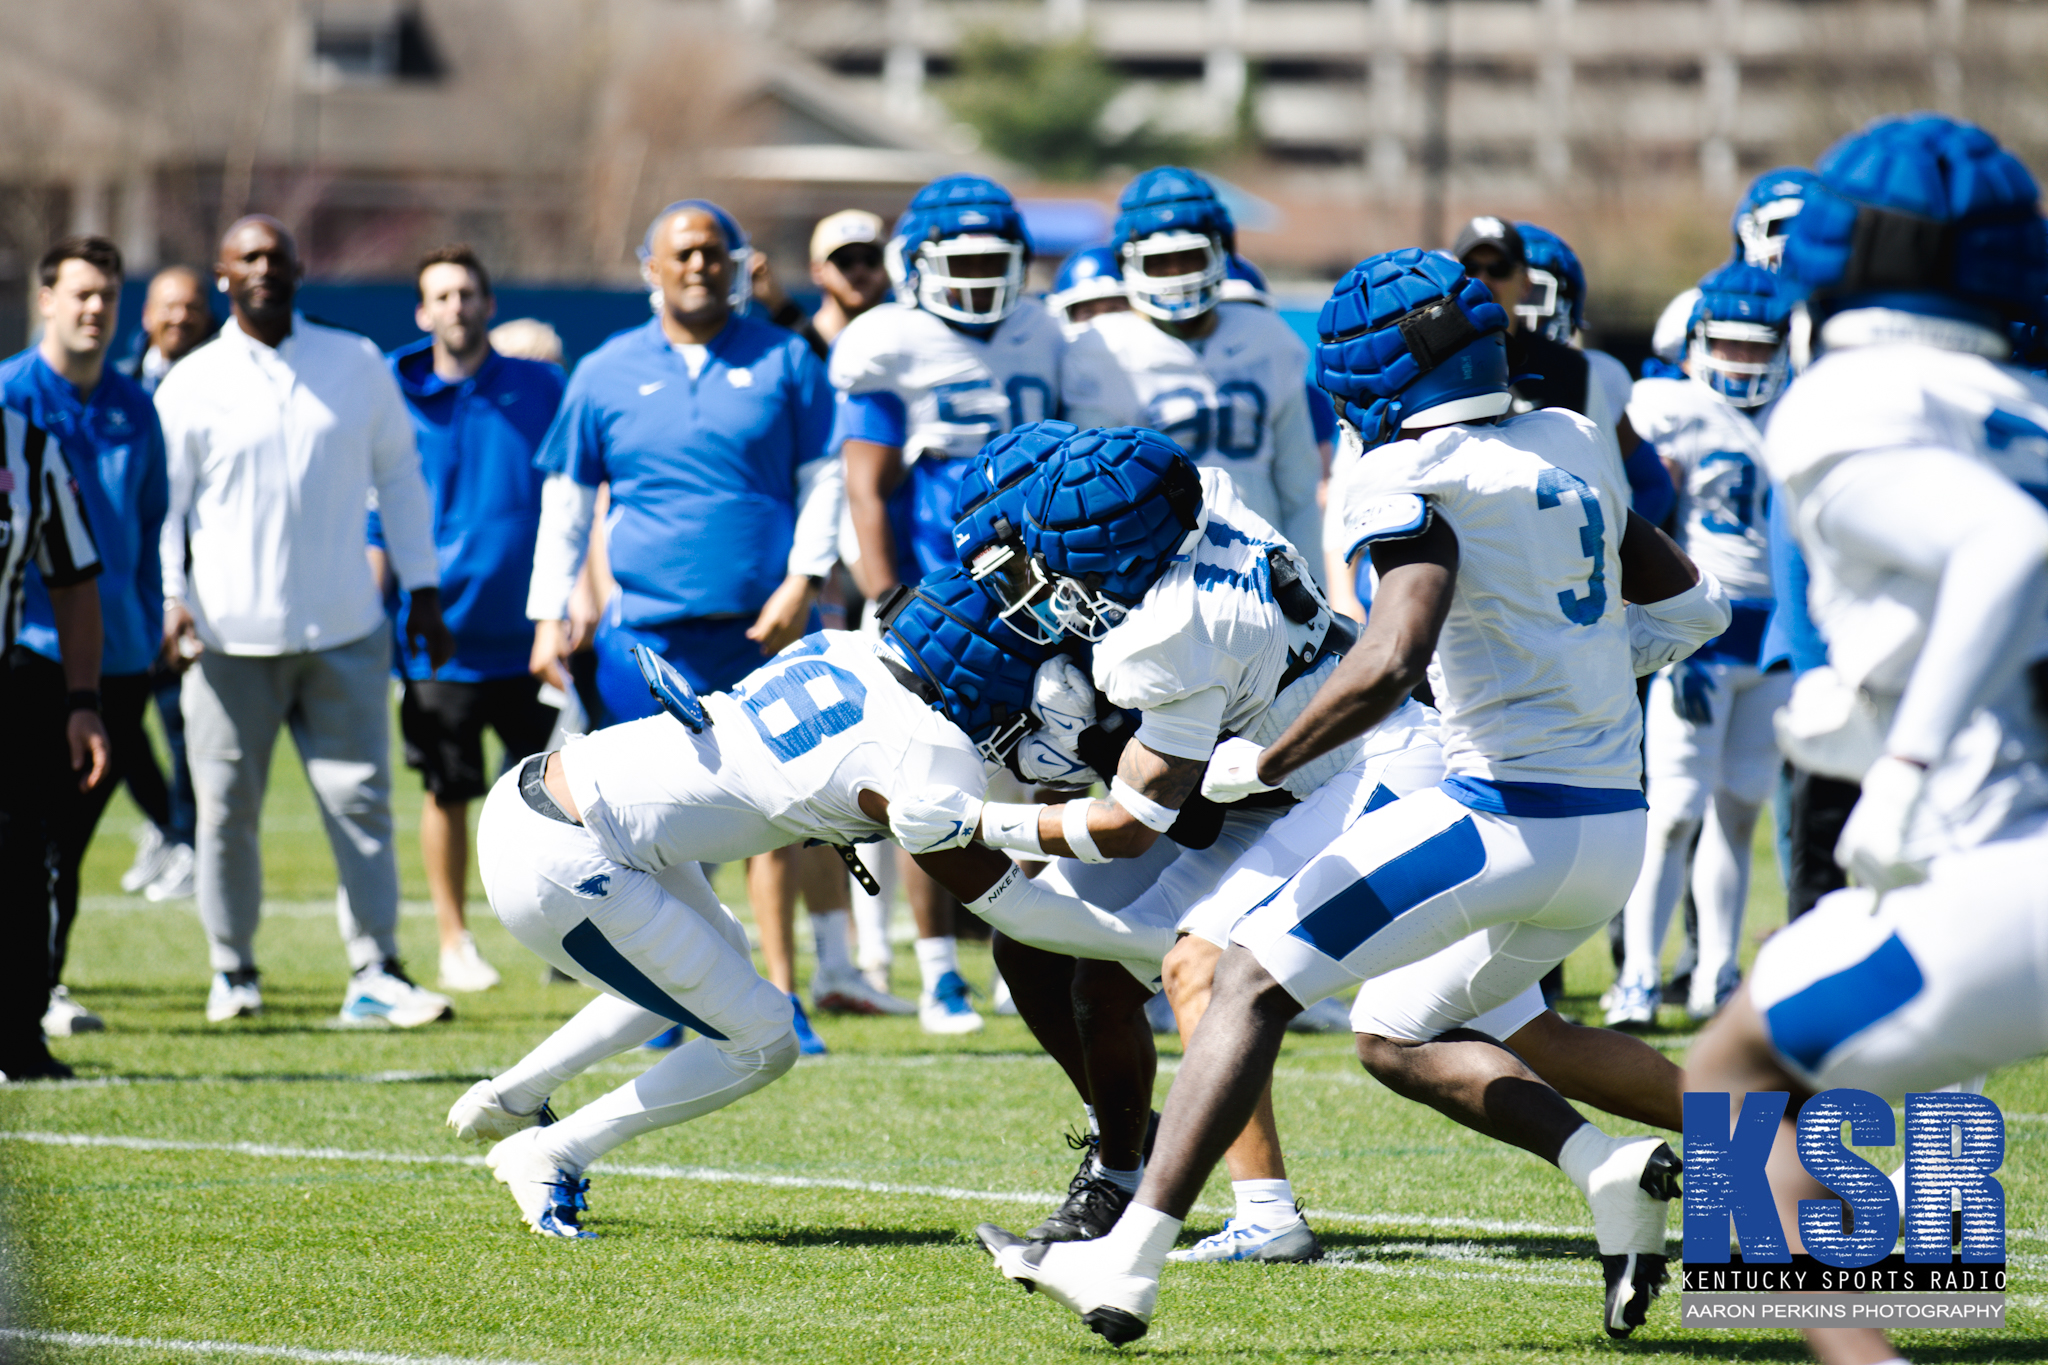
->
[967,533,1066,645]
[913,234,1026,326]
[1690,318,1789,408]
[1515,267,1574,343]
[1045,572,1132,643]
[1121,231,1226,322]
[1737,197,1804,270]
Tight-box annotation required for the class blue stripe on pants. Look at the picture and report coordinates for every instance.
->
[1286,816,1486,961]
[1765,931,1924,1073]
[560,917,731,1041]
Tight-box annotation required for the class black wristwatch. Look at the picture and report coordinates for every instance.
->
[67,688,101,715]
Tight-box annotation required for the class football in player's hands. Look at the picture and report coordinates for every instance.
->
[888,786,985,854]
[1835,755,1930,893]
[1201,737,1278,803]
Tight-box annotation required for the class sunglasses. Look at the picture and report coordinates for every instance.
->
[1466,255,1522,281]
[828,244,884,271]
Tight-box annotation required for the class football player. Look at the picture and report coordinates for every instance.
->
[1609,262,1796,1027]
[972,247,1731,1344]
[831,174,1070,1031]
[1689,113,2048,1365]
[1046,246,1128,336]
[453,566,1169,1237]
[1061,169,1324,577]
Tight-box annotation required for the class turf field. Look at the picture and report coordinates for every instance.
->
[5,727,2044,1364]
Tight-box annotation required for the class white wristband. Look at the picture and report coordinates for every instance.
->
[979,802,1047,859]
[1062,799,1109,863]
[1109,776,1180,834]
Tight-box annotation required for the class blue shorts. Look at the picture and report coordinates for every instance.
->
[592,613,815,726]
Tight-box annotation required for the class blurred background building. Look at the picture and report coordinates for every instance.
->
[1,0,2043,351]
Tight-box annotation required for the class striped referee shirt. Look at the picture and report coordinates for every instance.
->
[2,403,99,653]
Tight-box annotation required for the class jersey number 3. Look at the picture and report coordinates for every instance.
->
[1536,467,1608,625]
[739,656,869,761]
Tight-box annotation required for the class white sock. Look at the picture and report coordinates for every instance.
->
[1084,1104,1100,1137]
[1098,1202,1185,1279]
[811,909,854,979]
[1233,1178,1300,1228]
[537,1032,799,1172]
[1095,1162,1144,1195]
[1557,1122,1627,1197]
[496,992,673,1115]
[915,936,959,995]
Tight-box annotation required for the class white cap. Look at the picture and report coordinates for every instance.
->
[811,210,884,264]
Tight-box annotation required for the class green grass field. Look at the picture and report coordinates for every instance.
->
[4,719,2043,1364]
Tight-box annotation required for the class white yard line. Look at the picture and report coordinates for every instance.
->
[0,1327,544,1365]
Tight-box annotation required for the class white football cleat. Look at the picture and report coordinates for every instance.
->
[990,969,1019,1017]
[1602,982,1660,1030]
[42,986,105,1037]
[438,933,502,993]
[919,970,984,1035]
[812,968,914,1016]
[206,973,263,1023]
[1587,1137,1682,1338]
[486,1128,592,1239]
[447,1079,557,1144]
[977,1224,1156,1345]
[1166,1214,1323,1263]
[121,824,172,894]
[337,960,453,1028]
[144,842,196,902]
[1285,995,1354,1034]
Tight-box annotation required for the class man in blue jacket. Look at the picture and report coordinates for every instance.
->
[6,235,169,1039]
[375,244,564,994]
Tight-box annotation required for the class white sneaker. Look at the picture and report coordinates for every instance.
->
[447,1079,556,1144]
[438,933,501,993]
[144,843,195,902]
[1603,981,1660,1029]
[1586,1136,1682,1338]
[1166,1215,1323,1263]
[919,970,984,1035]
[337,960,454,1028]
[977,1224,1156,1345]
[485,1128,593,1239]
[121,825,172,893]
[1687,964,1741,1021]
[812,968,914,1016]
[990,969,1019,1016]
[860,965,894,997]
[42,986,104,1037]
[1286,995,1354,1034]
[206,973,262,1023]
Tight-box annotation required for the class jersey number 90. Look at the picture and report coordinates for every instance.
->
[1148,382,1267,461]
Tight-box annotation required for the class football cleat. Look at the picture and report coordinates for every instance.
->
[1589,1139,1682,1339]
[337,960,454,1028]
[42,986,104,1037]
[989,969,1018,1017]
[1166,1214,1324,1264]
[1602,982,1660,1030]
[486,1128,593,1240]
[144,841,195,901]
[446,1079,558,1144]
[438,932,501,993]
[1286,995,1354,1034]
[788,993,829,1055]
[919,970,984,1035]
[812,969,915,1017]
[121,823,173,894]
[1028,1173,1133,1243]
[206,971,263,1023]
[640,1025,683,1049]
[1687,964,1742,1021]
[978,1223,1156,1345]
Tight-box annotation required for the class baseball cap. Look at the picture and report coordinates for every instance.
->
[811,210,884,264]
[1451,216,1525,266]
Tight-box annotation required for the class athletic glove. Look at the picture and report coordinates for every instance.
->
[1670,658,1717,727]
[1834,755,1929,893]
[887,785,983,855]
[1015,656,1101,787]
[1201,737,1279,804]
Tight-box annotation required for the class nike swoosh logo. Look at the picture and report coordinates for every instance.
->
[639,381,665,396]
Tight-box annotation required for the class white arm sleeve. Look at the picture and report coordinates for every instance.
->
[1812,449,2048,765]
[1624,569,1731,676]
[1269,382,1326,581]
[366,366,440,591]
[966,863,1176,965]
[1132,686,1228,762]
[526,472,599,622]
[156,389,197,604]
[788,454,842,579]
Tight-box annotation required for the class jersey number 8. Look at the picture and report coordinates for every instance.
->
[738,654,869,762]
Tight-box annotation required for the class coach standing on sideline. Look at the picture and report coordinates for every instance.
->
[5,237,168,1040]
[376,245,563,995]
[1,395,109,1079]
[157,215,457,1028]
[527,199,844,1050]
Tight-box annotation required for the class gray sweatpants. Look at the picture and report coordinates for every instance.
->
[182,629,402,975]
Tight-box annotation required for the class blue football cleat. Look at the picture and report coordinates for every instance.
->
[788,992,828,1055]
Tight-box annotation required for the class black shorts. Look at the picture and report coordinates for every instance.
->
[400,676,558,802]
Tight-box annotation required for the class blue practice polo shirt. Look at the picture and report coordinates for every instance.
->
[536,314,833,626]
[371,341,564,682]
[4,349,168,677]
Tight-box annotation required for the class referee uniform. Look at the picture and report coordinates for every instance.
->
[1,403,102,1079]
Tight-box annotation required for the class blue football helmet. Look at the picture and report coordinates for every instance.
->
[1315,248,1513,452]
[638,199,753,314]
[952,420,1079,644]
[1731,167,1822,271]
[1222,253,1273,307]
[877,566,1058,767]
[1113,167,1235,323]
[1048,246,1127,326]
[1018,427,1204,643]
[888,175,1033,328]
[1688,261,1794,409]
[1514,224,1587,342]
[1782,114,2048,353]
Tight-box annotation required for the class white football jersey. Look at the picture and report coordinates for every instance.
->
[1336,408,1643,789]
[1092,469,1357,796]
[1062,305,1324,574]
[829,300,1067,468]
[1765,344,2048,852]
[563,632,988,863]
[1627,376,1772,601]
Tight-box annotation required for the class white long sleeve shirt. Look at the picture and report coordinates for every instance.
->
[154,315,438,656]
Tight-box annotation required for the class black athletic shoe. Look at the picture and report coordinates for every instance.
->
[1601,1143,1682,1338]
[1029,1171,1135,1242]
[0,1051,74,1082]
